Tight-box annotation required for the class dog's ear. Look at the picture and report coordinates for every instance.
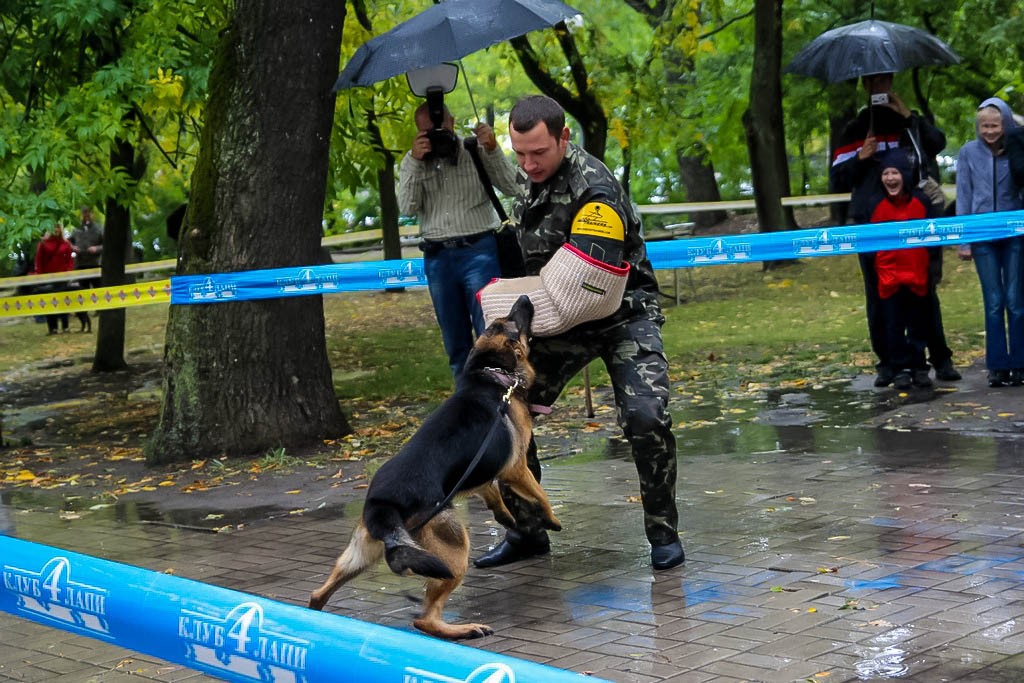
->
[508,295,534,338]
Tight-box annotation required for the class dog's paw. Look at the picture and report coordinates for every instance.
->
[543,515,562,532]
[414,619,494,640]
[459,623,494,640]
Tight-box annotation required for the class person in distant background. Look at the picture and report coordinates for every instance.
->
[34,223,74,335]
[956,98,1024,387]
[69,206,103,288]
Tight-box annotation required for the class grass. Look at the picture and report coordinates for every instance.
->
[0,251,987,402]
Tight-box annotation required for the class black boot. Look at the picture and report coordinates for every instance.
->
[934,359,961,381]
[650,539,685,570]
[474,529,550,569]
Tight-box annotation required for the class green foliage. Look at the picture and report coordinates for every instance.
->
[0,0,223,256]
[2,0,1020,261]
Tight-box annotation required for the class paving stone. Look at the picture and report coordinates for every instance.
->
[8,402,1024,681]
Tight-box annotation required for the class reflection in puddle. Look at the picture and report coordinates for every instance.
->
[855,646,909,678]
[0,489,349,534]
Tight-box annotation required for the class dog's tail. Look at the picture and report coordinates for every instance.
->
[363,504,454,580]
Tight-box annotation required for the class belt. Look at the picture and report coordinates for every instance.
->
[420,230,492,254]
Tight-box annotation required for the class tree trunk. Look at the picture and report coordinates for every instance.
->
[368,111,400,260]
[676,147,726,229]
[148,0,349,464]
[743,0,795,246]
[94,129,147,372]
[379,161,400,260]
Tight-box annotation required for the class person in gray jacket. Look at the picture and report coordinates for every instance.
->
[956,97,1024,387]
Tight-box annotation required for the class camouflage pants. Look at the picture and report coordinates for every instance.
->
[501,316,679,546]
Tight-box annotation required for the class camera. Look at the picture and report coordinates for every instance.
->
[870,92,890,106]
[423,88,459,164]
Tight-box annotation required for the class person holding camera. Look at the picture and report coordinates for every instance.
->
[398,102,519,378]
[830,72,960,388]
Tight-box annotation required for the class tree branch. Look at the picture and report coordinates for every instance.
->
[699,9,754,40]
[622,0,667,24]
[133,105,178,169]
[510,35,577,104]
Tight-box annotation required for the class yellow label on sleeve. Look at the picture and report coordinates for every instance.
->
[570,202,625,241]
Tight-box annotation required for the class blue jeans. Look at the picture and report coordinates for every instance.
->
[972,237,1024,371]
[424,233,501,378]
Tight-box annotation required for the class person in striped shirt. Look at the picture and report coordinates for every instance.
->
[398,103,519,378]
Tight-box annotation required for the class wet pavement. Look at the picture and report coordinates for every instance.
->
[4,363,1024,682]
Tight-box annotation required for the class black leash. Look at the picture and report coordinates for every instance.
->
[408,377,519,534]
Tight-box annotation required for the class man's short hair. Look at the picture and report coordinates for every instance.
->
[510,95,565,138]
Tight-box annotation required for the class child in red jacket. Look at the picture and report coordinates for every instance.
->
[869,156,939,390]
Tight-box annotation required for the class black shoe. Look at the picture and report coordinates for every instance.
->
[934,359,962,382]
[1011,369,1024,387]
[874,367,895,387]
[474,532,550,569]
[913,369,933,388]
[651,539,685,570]
[893,371,913,391]
[989,370,1011,388]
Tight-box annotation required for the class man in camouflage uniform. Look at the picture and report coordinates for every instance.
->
[474,95,684,571]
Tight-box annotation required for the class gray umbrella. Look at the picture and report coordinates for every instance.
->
[784,19,960,84]
[335,0,581,90]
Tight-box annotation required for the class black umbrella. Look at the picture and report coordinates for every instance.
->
[784,19,960,84]
[335,0,581,90]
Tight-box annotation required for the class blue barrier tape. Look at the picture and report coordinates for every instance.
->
[648,210,1024,269]
[0,536,603,683]
[169,211,1024,305]
[171,259,428,303]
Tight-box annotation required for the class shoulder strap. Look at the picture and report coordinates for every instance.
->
[463,136,508,222]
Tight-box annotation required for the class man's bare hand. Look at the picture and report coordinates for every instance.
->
[411,131,432,160]
[474,123,498,152]
[858,134,878,160]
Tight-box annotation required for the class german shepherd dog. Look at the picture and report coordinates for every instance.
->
[308,295,561,639]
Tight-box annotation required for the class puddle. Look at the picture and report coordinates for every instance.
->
[855,646,910,678]
[5,377,1024,541]
[0,489,352,534]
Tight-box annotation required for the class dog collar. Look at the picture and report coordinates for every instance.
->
[480,366,521,389]
[479,367,552,415]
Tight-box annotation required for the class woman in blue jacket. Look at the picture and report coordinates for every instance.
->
[957,97,1024,387]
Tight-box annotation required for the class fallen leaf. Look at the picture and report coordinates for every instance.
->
[285,489,302,495]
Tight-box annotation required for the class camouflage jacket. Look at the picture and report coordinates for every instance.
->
[510,143,662,326]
